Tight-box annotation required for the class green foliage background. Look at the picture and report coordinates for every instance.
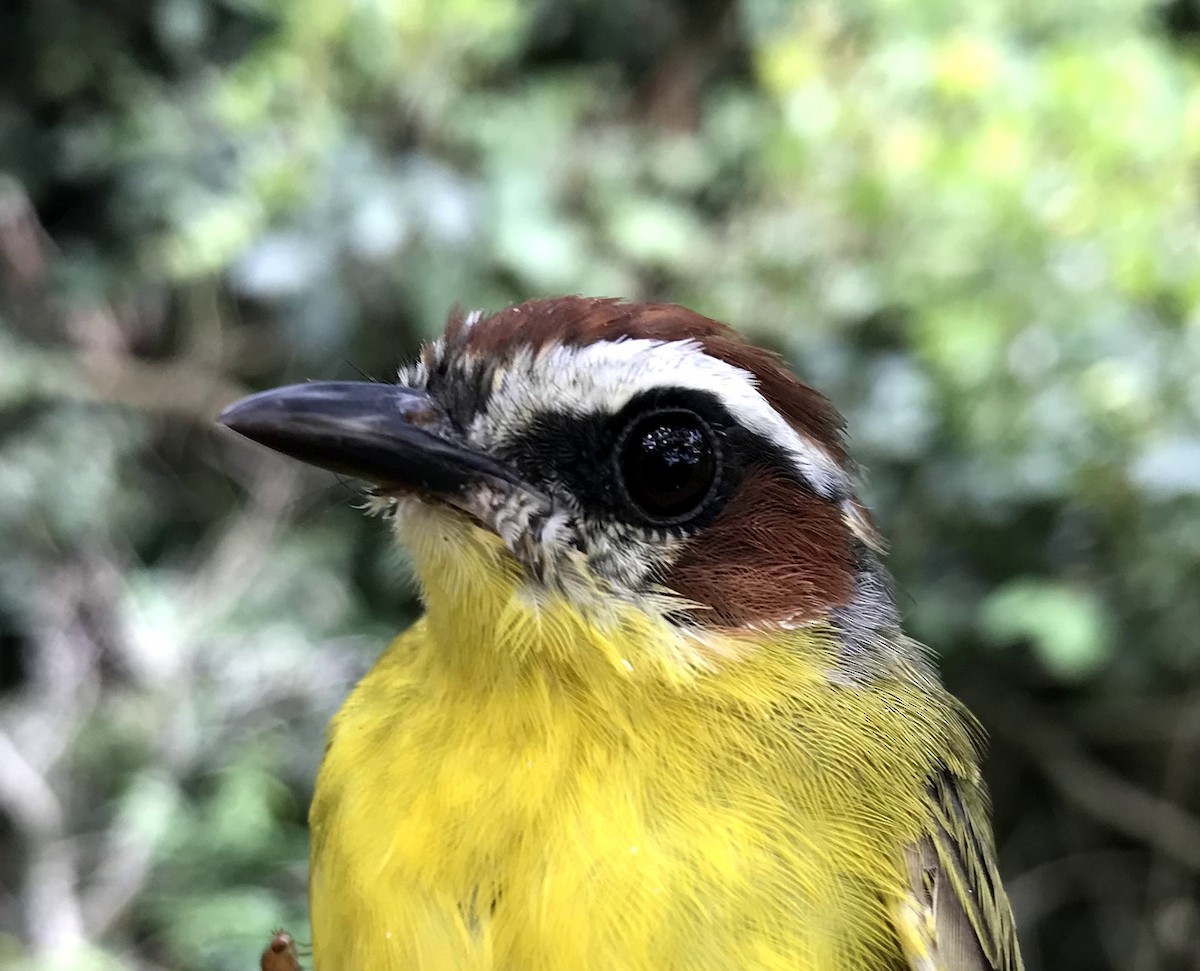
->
[2,0,1199,968]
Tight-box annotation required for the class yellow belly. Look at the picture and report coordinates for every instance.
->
[308,621,966,971]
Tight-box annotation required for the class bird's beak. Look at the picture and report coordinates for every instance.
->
[218,381,522,497]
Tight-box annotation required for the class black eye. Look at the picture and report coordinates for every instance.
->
[615,409,719,524]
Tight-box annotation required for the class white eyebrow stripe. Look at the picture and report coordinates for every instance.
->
[469,338,850,499]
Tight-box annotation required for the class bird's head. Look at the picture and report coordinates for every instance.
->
[220,298,899,676]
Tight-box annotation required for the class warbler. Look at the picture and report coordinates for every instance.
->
[219,297,1023,971]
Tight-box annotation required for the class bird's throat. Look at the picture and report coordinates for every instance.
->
[392,501,772,684]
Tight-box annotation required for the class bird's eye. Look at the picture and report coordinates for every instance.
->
[615,409,719,524]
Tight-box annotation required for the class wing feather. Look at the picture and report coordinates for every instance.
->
[894,768,1023,971]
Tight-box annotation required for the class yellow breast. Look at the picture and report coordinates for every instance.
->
[307,513,971,971]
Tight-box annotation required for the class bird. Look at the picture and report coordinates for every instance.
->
[219,296,1023,971]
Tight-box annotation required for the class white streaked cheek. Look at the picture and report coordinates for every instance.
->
[536,509,577,550]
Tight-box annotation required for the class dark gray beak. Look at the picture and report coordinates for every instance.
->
[218,381,519,496]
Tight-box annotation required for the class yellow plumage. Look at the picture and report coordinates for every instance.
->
[308,507,989,971]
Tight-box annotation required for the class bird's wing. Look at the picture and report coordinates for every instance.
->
[892,768,1024,971]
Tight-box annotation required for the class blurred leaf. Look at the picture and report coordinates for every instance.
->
[979,578,1114,680]
[155,887,285,970]
[1131,435,1200,497]
[606,197,707,269]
